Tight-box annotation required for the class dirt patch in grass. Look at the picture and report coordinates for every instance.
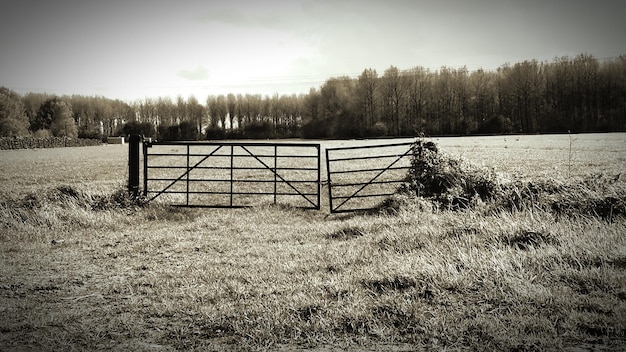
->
[503,230,559,250]
[327,226,366,240]
[362,276,418,294]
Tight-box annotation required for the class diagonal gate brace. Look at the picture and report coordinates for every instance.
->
[331,146,413,212]
[240,145,318,208]
[147,145,223,202]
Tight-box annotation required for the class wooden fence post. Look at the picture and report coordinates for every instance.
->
[128,134,142,197]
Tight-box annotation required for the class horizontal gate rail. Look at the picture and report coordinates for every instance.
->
[147,165,318,171]
[144,141,321,209]
[331,179,408,187]
[148,178,315,183]
[326,141,414,213]
[328,166,410,174]
[148,153,317,159]
[144,191,319,196]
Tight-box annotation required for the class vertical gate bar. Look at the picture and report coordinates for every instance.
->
[230,145,234,207]
[274,145,277,205]
[325,148,333,212]
[142,141,148,197]
[316,145,321,210]
[186,145,190,206]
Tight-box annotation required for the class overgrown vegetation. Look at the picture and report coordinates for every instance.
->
[403,139,626,220]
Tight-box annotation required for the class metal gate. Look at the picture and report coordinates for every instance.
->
[143,141,321,209]
[325,142,414,213]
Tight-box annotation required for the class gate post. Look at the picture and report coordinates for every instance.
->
[128,134,142,197]
[143,140,149,197]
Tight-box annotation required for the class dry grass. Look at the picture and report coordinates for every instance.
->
[1,134,625,351]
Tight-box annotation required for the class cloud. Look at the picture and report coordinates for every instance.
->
[194,0,296,28]
[177,66,210,81]
[195,7,245,25]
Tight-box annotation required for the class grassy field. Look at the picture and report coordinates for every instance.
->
[1,133,625,351]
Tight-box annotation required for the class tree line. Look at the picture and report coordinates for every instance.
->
[1,54,624,140]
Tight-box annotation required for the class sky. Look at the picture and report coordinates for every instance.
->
[1,0,624,104]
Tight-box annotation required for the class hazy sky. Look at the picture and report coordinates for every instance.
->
[1,0,624,103]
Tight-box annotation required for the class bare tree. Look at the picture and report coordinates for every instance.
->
[380,66,408,136]
[227,93,237,130]
[356,68,378,132]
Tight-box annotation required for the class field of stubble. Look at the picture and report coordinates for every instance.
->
[1,133,625,351]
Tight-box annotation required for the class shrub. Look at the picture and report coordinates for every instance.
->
[77,127,102,140]
[178,121,199,140]
[204,126,225,140]
[301,119,330,139]
[33,129,51,138]
[368,121,388,137]
[403,140,626,218]
[122,120,156,138]
[241,121,274,139]
[406,140,500,209]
